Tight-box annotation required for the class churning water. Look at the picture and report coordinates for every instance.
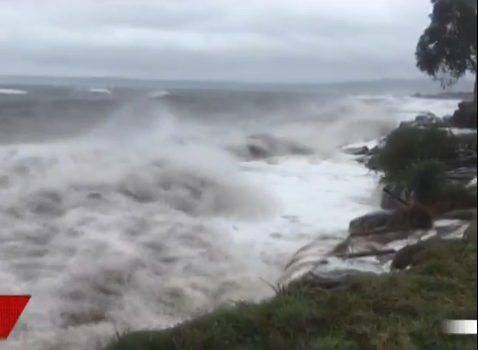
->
[0,88,460,349]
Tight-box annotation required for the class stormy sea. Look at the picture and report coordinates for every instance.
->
[0,80,466,349]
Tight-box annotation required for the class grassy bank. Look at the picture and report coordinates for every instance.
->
[105,229,477,350]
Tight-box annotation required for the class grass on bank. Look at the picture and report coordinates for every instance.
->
[105,230,477,350]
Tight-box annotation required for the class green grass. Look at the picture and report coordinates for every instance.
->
[105,236,477,350]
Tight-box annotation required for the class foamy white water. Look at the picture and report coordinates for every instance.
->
[0,94,460,349]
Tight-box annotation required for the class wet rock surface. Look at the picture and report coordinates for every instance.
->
[441,208,477,221]
[342,145,370,156]
[391,241,427,270]
[283,106,477,289]
[348,205,433,237]
[380,183,413,210]
[399,112,448,129]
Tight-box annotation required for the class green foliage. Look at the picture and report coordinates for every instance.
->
[415,0,477,89]
[104,239,477,350]
[375,126,459,176]
[381,159,447,204]
[380,159,476,212]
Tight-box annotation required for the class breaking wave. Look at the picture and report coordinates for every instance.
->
[1,92,403,350]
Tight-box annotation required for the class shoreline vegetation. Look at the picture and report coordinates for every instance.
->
[104,110,477,350]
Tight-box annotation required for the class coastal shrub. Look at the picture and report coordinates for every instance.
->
[104,239,477,350]
[375,126,459,176]
[381,159,476,213]
[381,159,447,205]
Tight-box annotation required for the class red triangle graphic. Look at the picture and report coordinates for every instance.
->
[0,295,31,340]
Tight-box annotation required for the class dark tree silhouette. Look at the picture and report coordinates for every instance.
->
[415,0,477,100]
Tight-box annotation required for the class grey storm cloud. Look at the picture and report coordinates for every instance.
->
[0,0,433,82]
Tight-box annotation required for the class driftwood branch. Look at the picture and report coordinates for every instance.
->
[382,187,410,207]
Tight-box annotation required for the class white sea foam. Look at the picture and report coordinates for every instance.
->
[0,94,460,349]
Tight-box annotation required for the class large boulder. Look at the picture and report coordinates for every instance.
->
[278,238,377,289]
[391,241,427,270]
[447,167,477,185]
[342,145,370,156]
[399,112,448,129]
[441,208,477,221]
[349,205,434,238]
[380,183,413,210]
[285,269,373,291]
[393,221,471,270]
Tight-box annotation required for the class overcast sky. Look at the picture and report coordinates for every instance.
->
[0,0,434,83]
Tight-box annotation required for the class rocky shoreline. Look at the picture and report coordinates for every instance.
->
[278,103,477,291]
[104,102,477,350]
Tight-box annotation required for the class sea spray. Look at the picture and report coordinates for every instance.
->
[0,91,460,350]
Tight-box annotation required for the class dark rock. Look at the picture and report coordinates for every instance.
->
[289,269,369,291]
[380,183,413,210]
[330,238,351,256]
[391,241,427,270]
[349,210,390,235]
[364,139,389,170]
[368,138,387,155]
[445,154,477,169]
[441,209,477,221]
[398,121,413,129]
[241,133,313,159]
[446,167,477,185]
[349,205,433,237]
[458,100,477,110]
[342,145,370,156]
[434,221,469,238]
[393,221,469,270]
[365,155,380,170]
[355,156,367,165]
[399,112,448,129]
